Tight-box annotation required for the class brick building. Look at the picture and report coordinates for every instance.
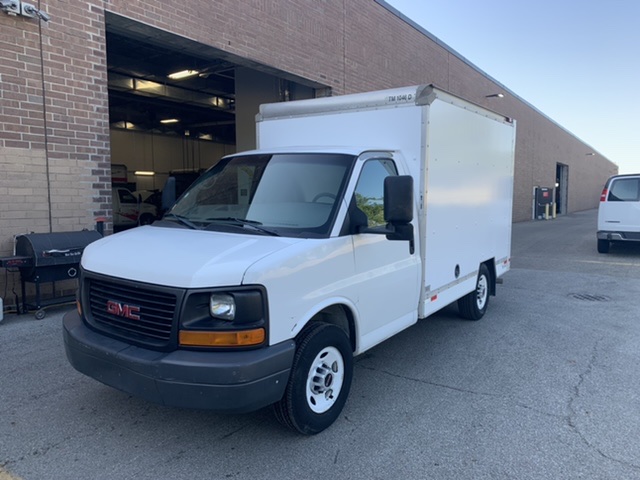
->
[0,0,618,310]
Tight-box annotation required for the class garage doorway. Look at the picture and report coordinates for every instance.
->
[556,163,568,215]
[104,12,328,194]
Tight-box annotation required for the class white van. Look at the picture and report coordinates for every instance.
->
[597,174,640,253]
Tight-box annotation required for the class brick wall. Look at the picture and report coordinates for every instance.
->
[0,1,111,307]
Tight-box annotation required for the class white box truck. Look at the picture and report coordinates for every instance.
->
[63,85,515,434]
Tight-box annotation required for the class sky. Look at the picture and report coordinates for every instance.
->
[385,0,639,174]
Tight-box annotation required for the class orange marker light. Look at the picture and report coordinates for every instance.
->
[179,328,265,347]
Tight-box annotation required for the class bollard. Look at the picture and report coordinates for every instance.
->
[95,217,107,236]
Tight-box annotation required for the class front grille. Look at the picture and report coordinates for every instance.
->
[88,277,178,344]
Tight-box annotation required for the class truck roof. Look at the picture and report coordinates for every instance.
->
[257,84,511,125]
[227,146,388,157]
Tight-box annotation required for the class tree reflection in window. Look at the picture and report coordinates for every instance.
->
[354,159,398,227]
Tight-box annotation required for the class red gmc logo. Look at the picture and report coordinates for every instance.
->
[106,300,141,320]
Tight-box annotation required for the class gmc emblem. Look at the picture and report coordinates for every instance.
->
[106,300,141,320]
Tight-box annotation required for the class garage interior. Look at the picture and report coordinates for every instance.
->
[105,12,325,203]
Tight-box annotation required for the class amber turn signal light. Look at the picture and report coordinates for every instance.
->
[179,328,265,347]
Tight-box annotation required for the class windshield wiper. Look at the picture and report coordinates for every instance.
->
[163,213,199,230]
[205,217,280,236]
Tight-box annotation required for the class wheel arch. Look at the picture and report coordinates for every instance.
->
[483,258,497,296]
[295,302,357,353]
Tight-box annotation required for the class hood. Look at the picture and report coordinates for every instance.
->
[81,225,302,288]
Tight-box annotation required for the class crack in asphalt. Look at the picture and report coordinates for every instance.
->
[567,338,640,472]
[359,356,640,473]
[356,363,563,421]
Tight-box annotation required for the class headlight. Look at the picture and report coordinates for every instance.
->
[209,294,236,320]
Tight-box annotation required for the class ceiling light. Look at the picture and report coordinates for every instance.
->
[167,69,199,80]
[160,118,179,124]
[134,171,155,176]
[112,121,135,130]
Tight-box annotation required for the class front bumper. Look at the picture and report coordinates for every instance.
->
[63,310,295,413]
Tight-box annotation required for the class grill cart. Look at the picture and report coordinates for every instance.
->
[0,230,102,319]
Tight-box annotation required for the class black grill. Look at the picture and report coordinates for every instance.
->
[87,276,178,346]
[0,230,102,315]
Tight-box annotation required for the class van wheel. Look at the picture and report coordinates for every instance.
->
[597,239,610,254]
[273,322,353,435]
[458,264,491,321]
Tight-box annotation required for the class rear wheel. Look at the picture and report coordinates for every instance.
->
[273,322,353,435]
[458,264,491,321]
[597,239,610,254]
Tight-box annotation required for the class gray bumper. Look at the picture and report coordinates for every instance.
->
[597,231,640,242]
[63,310,295,413]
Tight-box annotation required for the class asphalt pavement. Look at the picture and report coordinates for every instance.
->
[1,209,640,480]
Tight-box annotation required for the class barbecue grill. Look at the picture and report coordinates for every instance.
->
[0,230,102,318]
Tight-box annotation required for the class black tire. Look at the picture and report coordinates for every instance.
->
[458,264,491,321]
[273,322,353,435]
[597,239,610,254]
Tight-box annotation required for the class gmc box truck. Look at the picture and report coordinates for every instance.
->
[63,85,516,434]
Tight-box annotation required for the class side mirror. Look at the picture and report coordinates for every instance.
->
[161,177,177,214]
[384,175,413,224]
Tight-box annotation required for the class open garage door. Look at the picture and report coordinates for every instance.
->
[105,12,327,197]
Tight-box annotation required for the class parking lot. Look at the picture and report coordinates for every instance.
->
[2,208,640,480]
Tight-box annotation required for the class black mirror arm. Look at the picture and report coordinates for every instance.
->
[357,223,415,254]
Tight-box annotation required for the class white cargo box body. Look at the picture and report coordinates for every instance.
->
[257,85,515,318]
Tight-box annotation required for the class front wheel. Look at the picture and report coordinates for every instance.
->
[458,264,491,321]
[273,322,353,435]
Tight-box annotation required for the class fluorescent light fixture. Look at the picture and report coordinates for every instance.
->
[160,118,180,124]
[134,171,155,176]
[167,69,199,80]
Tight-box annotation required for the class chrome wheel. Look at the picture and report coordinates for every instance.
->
[476,273,489,310]
[305,346,345,414]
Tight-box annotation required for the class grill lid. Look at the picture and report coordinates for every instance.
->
[15,230,102,267]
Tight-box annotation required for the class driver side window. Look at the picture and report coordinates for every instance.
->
[354,159,398,227]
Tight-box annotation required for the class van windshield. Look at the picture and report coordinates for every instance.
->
[166,153,355,238]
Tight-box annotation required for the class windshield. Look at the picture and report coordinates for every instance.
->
[166,153,355,237]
